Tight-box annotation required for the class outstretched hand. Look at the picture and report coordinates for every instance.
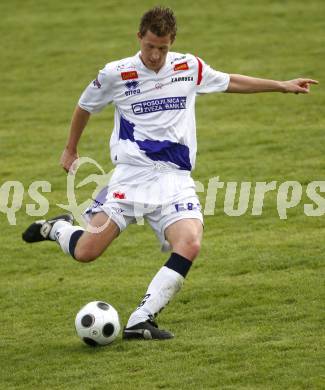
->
[282,78,318,94]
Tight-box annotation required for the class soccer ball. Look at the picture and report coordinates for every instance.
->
[75,301,120,346]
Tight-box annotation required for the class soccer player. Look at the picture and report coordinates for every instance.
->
[22,7,318,339]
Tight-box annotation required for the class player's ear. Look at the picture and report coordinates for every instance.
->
[137,32,142,41]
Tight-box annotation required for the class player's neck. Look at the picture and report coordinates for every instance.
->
[139,54,165,73]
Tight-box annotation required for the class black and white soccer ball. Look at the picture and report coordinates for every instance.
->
[75,301,120,346]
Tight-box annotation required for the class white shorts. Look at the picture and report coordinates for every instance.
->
[83,163,203,251]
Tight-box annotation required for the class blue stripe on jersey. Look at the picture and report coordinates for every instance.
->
[119,116,192,171]
[136,139,191,170]
[119,116,135,142]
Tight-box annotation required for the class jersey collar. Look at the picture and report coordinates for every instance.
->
[135,51,171,75]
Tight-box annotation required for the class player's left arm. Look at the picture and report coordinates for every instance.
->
[226,74,318,94]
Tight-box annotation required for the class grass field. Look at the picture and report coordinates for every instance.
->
[1,0,324,389]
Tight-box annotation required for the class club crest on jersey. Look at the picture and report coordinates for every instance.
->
[125,80,141,96]
[121,71,138,80]
[174,62,189,71]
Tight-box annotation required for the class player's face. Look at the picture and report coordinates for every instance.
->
[138,30,173,72]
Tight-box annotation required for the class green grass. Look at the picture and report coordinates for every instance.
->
[1,0,325,389]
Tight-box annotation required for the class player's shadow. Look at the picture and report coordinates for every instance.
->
[53,338,130,354]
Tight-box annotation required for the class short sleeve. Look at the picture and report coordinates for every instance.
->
[78,66,114,114]
[195,57,230,94]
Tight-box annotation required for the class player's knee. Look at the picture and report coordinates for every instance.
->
[74,246,100,262]
[187,238,201,259]
[173,237,201,261]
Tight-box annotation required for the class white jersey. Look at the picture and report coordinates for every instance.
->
[79,51,229,171]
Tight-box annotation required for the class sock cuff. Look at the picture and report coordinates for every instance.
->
[164,252,192,278]
[69,230,84,259]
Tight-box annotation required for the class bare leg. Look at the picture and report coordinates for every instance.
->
[165,218,203,261]
[74,212,120,262]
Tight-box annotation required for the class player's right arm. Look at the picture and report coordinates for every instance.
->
[60,64,115,173]
[60,106,91,173]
